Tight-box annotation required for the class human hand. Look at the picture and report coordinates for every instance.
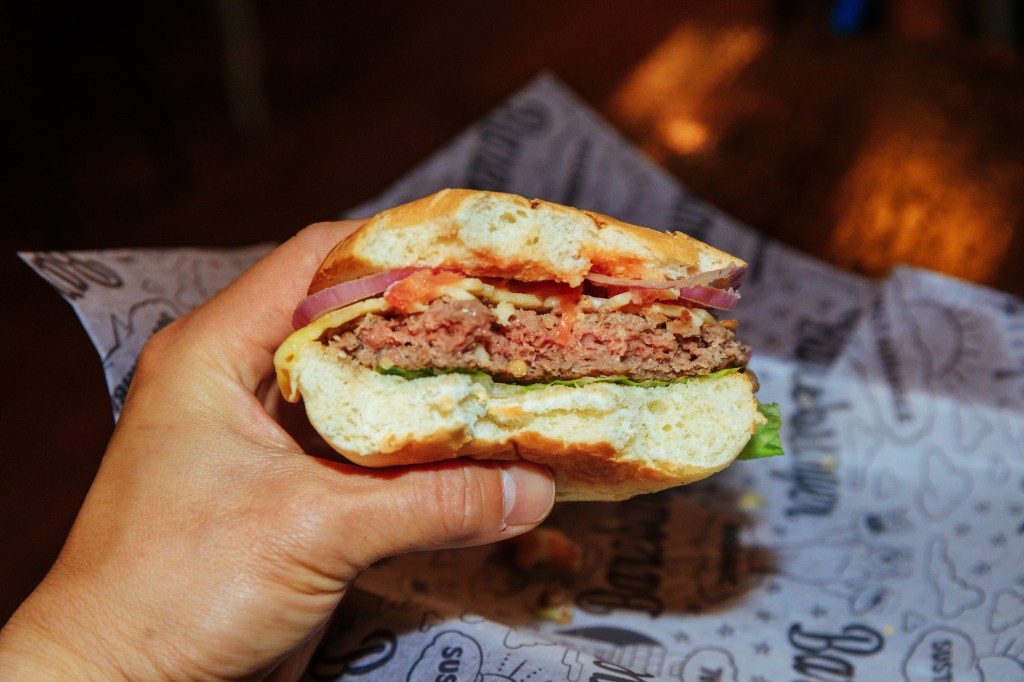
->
[0,221,555,680]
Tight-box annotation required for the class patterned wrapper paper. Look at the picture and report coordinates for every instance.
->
[22,75,1024,682]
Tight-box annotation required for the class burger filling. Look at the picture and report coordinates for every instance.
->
[318,273,750,384]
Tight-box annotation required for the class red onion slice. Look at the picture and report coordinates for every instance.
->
[585,264,747,291]
[292,268,418,328]
[723,266,746,289]
[585,272,678,289]
[585,267,744,311]
[676,285,740,311]
[684,265,747,287]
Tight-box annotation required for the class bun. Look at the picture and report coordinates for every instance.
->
[278,331,763,501]
[277,189,764,501]
[309,189,745,292]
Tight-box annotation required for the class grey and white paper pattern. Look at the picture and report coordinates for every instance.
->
[19,245,272,417]
[22,75,1024,681]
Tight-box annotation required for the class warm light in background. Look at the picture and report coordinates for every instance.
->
[829,110,1017,283]
[658,117,710,155]
[605,15,1021,292]
[609,24,767,158]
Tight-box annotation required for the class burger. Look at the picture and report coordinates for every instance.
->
[274,189,781,501]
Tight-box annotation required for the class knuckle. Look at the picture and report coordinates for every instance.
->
[132,318,184,381]
[293,221,344,247]
[293,219,364,249]
[418,465,500,546]
[299,220,336,235]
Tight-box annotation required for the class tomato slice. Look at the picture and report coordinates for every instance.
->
[386,273,582,344]
[384,270,464,312]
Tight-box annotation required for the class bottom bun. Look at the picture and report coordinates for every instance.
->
[287,343,764,501]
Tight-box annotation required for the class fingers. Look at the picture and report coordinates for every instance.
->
[349,459,555,559]
[282,460,555,579]
[365,459,554,560]
[189,220,364,391]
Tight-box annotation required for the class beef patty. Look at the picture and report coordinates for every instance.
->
[325,297,749,383]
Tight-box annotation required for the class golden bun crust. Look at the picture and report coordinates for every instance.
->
[310,189,745,293]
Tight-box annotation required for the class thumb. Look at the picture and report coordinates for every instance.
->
[315,460,555,572]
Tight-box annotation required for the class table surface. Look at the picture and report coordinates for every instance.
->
[2,1,1022,623]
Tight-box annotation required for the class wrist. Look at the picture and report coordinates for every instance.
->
[0,607,126,680]
[0,582,168,682]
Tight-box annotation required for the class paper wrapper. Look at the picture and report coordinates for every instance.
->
[22,75,1024,682]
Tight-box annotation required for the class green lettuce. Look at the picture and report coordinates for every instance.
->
[376,365,741,389]
[738,402,784,460]
[518,367,740,391]
[377,365,433,379]
[376,365,490,380]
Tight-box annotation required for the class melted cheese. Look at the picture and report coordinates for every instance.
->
[436,277,709,321]
[275,297,390,400]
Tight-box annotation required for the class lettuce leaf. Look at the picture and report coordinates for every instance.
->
[738,402,784,460]
[376,365,490,380]
[376,365,742,389]
[518,367,740,391]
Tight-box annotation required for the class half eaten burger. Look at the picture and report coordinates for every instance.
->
[275,189,781,501]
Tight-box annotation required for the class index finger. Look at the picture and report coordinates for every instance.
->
[190,220,364,391]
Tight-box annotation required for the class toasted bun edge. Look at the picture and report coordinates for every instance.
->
[309,189,745,293]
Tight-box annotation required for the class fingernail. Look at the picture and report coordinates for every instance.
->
[501,464,555,531]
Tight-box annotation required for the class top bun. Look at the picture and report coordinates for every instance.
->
[310,189,745,293]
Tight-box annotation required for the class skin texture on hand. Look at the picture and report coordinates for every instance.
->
[0,221,555,680]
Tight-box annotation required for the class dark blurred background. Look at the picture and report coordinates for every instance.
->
[2,0,1022,623]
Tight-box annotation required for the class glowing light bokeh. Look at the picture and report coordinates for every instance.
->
[608,19,1020,287]
[610,25,767,157]
[829,112,1017,282]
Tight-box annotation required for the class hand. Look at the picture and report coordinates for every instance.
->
[0,221,555,680]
